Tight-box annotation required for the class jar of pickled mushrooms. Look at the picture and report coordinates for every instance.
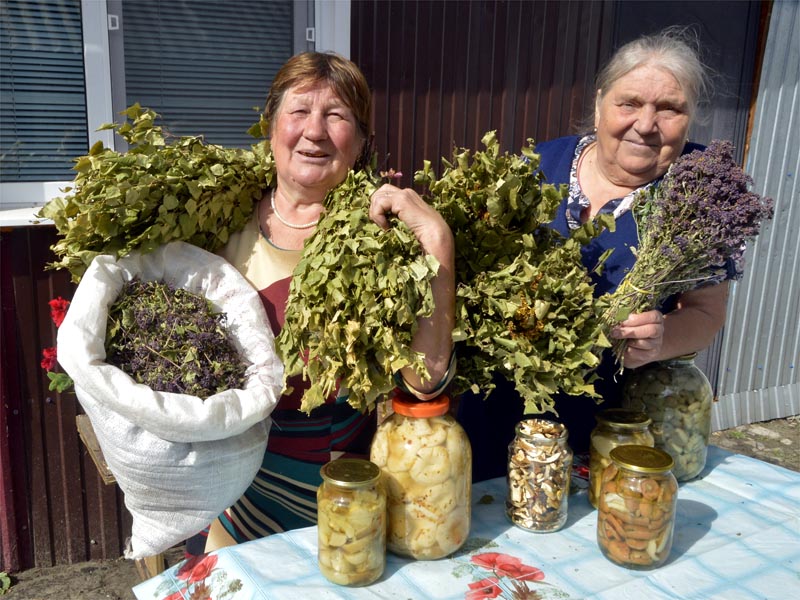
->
[317,458,386,586]
[506,419,572,532]
[370,391,471,560]
[623,353,712,481]
[597,445,678,569]
[588,408,654,508]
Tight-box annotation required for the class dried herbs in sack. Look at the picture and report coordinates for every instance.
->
[419,132,613,415]
[601,140,774,367]
[56,242,283,558]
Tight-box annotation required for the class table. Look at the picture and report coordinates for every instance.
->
[133,446,799,599]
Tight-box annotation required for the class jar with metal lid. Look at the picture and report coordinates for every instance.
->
[369,390,471,560]
[597,445,678,570]
[623,353,712,481]
[317,458,386,586]
[506,418,572,532]
[588,408,654,508]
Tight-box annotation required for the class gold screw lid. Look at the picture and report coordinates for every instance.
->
[609,445,674,473]
[320,458,381,488]
[595,408,652,429]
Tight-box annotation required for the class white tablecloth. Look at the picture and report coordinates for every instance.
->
[133,446,800,599]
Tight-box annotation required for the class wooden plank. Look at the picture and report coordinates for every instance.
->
[75,415,116,485]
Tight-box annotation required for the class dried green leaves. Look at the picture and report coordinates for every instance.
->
[422,132,612,414]
[277,170,438,414]
[39,104,273,281]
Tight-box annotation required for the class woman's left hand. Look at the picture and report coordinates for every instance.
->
[611,310,665,369]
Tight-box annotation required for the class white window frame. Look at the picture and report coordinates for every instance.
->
[0,0,349,223]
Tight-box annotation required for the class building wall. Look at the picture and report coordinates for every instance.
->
[713,0,800,430]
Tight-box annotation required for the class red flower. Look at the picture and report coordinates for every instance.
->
[48,297,70,327]
[176,553,218,584]
[471,552,545,582]
[41,346,58,371]
[466,577,503,599]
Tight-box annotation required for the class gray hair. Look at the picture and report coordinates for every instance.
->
[595,27,712,121]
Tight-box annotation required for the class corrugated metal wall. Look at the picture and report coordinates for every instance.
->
[1,226,132,572]
[713,0,800,430]
[352,0,615,179]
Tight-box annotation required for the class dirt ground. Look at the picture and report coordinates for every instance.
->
[3,416,798,600]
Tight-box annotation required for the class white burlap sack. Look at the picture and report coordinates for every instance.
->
[57,241,283,558]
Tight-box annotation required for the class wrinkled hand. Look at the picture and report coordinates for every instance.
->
[369,184,454,259]
[611,310,665,369]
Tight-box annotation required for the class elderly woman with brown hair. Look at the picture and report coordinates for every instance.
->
[205,51,455,549]
[459,28,736,480]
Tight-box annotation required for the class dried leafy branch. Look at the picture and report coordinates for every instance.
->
[38,104,273,282]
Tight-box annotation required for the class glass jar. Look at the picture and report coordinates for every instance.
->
[596,445,678,569]
[506,419,573,532]
[589,408,654,508]
[370,391,471,560]
[317,458,386,586]
[623,353,713,481]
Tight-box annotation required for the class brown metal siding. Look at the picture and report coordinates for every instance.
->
[1,226,131,572]
[352,0,615,181]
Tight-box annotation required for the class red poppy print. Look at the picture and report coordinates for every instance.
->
[466,576,503,599]
[176,553,218,584]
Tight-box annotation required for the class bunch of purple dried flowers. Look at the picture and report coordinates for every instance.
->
[602,139,774,366]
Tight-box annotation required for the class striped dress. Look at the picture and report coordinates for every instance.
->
[216,209,376,540]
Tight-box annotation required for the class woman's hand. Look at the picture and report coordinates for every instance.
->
[612,282,730,370]
[611,310,665,369]
[369,184,453,260]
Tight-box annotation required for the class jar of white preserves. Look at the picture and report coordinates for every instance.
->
[370,391,471,560]
[623,353,712,481]
[317,458,386,586]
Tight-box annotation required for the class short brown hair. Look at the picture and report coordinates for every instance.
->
[264,52,373,142]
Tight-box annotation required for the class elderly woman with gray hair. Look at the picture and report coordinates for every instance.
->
[459,28,736,480]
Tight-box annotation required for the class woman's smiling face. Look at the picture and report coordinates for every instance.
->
[271,81,363,195]
[595,64,691,185]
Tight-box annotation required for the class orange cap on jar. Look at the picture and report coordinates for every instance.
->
[390,389,450,417]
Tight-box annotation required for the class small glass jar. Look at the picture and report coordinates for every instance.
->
[370,391,471,560]
[506,419,573,532]
[597,445,678,570]
[623,353,713,481]
[317,458,386,586]
[588,408,654,508]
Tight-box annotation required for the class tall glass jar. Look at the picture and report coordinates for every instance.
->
[596,445,678,570]
[370,391,471,560]
[588,408,654,508]
[623,354,712,481]
[506,419,572,532]
[317,458,386,586]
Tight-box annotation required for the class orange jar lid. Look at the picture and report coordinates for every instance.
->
[391,389,450,417]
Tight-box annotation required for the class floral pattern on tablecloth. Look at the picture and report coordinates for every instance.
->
[457,552,573,599]
[150,554,243,600]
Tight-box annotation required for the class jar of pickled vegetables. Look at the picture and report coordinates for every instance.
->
[506,419,572,532]
[370,391,471,560]
[597,445,678,570]
[623,353,712,481]
[588,408,654,508]
[317,458,386,586]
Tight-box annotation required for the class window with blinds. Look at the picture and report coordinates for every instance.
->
[117,0,293,147]
[0,0,88,182]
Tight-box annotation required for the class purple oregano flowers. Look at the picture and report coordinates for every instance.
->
[603,139,774,366]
